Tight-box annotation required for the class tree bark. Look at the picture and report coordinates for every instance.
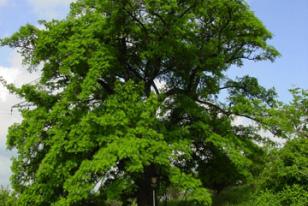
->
[136,166,157,206]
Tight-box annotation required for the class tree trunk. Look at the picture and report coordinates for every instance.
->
[136,166,157,206]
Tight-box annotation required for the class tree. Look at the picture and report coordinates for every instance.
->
[266,88,307,138]
[0,186,17,206]
[211,89,308,206]
[251,89,308,206]
[1,0,280,205]
[257,137,308,206]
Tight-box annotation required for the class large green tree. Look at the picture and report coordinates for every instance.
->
[1,0,281,205]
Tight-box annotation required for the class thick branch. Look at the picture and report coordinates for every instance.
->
[98,79,114,94]
[196,98,265,125]
[178,1,198,18]
[126,63,144,81]
[149,11,167,26]
[218,83,245,91]
[151,81,160,95]
[196,99,230,115]
[123,8,148,37]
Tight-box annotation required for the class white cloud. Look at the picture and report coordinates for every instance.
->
[0,68,19,102]
[0,50,40,187]
[0,0,8,7]
[0,71,21,186]
[0,154,13,186]
[27,0,76,19]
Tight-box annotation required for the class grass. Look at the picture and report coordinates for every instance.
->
[212,184,256,206]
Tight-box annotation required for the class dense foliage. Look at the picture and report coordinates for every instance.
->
[212,89,308,206]
[0,186,17,206]
[212,137,308,206]
[1,0,306,205]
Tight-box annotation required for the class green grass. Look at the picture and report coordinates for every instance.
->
[158,185,255,206]
[212,184,256,206]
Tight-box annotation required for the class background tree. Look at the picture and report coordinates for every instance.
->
[256,137,308,206]
[1,0,280,205]
[252,89,308,206]
[0,186,17,206]
[266,88,307,138]
[211,89,308,206]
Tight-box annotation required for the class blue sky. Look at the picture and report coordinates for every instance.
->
[0,0,307,99]
[229,0,308,101]
[0,0,74,187]
[0,0,307,186]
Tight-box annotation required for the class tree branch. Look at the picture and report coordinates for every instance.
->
[195,99,230,115]
[151,81,160,95]
[123,8,148,37]
[149,11,167,26]
[178,1,198,18]
[98,79,114,94]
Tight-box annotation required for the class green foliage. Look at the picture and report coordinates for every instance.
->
[0,186,17,206]
[212,184,255,206]
[212,184,308,206]
[215,137,308,206]
[0,0,284,205]
[254,137,308,205]
[259,88,308,138]
[201,90,307,206]
[280,89,307,137]
[257,185,307,206]
[259,138,308,191]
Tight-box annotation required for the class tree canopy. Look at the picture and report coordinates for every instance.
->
[0,186,17,206]
[0,0,294,205]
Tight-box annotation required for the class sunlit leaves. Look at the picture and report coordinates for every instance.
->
[0,0,286,205]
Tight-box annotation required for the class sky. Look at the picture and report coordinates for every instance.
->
[0,0,307,186]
